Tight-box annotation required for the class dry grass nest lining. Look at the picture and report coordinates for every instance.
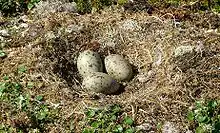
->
[1,9,220,131]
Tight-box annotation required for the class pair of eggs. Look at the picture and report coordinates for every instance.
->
[77,50,133,94]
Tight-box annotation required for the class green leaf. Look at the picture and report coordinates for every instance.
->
[196,101,203,108]
[18,65,27,73]
[115,125,123,132]
[197,115,208,123]
[0,50,7,58]
[208,100,218,108]
[86,109,96,118]
[18,131,23,133]
[214,121,220,132]
[187,111,195,121]
[91,121,100,128]
[157,122,162,129]
[98,112,103,119]
[82,128,93,133]
[14,83,21,90]
[27,82,34,89]
[27,0,41,9]
[37,108,48,120]
[27,3,34,10]
[125,128,134,133]
[111,104,121,114]
[196,126,205,133]
[36,95,43,101]
[3,76,9,80]
[111,115,117,121]
[124,117,133,125]
[0,82,6,93]
[117,0,128,5]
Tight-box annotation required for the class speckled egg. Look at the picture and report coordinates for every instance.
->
[77,50,103,78]
[82,72,120,94]
[105,54,133,81]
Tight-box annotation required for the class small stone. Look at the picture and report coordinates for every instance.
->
[20,23,29,28]
[58,2,77,13]
[137,70,155,83]
[65,24,84,33]
[186,130,193,133]
[20,15,29,22]
[0,29,9,37]
[105,41,116,48]
[174,45,194,57]
[136,123,153,131]
[32,1,78,18]
[162,122,179,133]
[0,36,4,41]
[120,19,140,30]
[45,31,56,40]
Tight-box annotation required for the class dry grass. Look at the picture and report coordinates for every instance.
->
[0,6,220,132]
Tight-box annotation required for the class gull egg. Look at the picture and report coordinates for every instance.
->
[77,50,103,78]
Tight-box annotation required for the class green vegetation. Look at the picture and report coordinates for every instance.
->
[81,104,138,133]
[1,0,220,16]
[117,0,128,5]
[0,66,59,132]
[1,0,220,132]
[0,50,7,58]
[187,100,220,133]
[75,0,127,13]
[27,0,41,10]
[212,0,220,12]
[0,0,128,15]
[148,0,220,12]
[1,65,138,132]
[0,0,41,16]
[0,0,18,15]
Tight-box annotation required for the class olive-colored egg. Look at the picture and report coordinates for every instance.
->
[105,54,133,81]
[82,72,120,94]
[77,50,103,78]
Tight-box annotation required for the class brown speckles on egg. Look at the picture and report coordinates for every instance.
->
[104,54,133,81]
[77,50,103,78]
[82,72,119,94]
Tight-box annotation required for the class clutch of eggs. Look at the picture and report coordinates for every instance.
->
[77,50,133,94]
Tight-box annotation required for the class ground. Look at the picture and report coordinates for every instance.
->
[0,1,220,133]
